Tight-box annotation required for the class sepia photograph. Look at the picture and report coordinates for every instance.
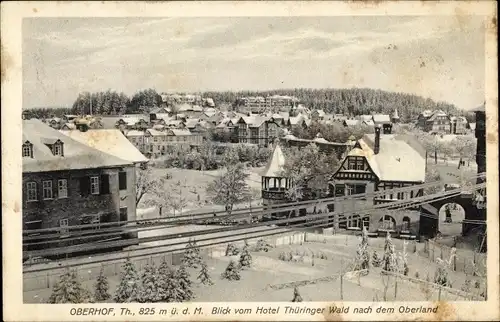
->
[2,1,498,321]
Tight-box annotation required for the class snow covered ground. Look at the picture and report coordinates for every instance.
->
[23,233,485,303]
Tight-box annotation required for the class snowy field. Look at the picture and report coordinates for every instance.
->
[24,233,485,303]
[139,167,265,217]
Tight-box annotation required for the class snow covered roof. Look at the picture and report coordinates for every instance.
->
[60,129,148,164]
[169,129,192,136]
[262,144,286,178]
[313,137,330,144]
[23,120,133,173]
[126,130,145,137]
[343,119,360,127]
[372,114,391,124]
[347,134,426,182]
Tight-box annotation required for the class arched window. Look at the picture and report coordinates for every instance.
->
[402,216,411,232]
[379,215,396,231]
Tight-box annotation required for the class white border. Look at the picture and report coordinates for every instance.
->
[1,1,498,321]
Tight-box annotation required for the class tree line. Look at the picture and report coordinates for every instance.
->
[206,88,472,123]
[24,87,474,123]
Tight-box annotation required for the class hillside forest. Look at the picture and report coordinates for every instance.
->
[23,88,475,123]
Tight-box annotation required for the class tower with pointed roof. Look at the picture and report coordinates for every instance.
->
[261,143,291,207]
[391,109,400,123]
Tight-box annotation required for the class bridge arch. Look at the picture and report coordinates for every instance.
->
[419,193,481,238]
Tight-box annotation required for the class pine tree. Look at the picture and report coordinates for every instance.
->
[157,259,180,302]
[383,232,396,272]
[191,239,203,268]
[291,287,303,302]
[256,238,272,252]
[355,227,370,270]
[157,259,172,302]
[372,251,382,267]
[48,269,92,304]
[239,246,252,269]
[182,239,195,267]
[197,262,214,285]
[175,264,194,301]
[114,257,141,303]
[94,265,110,302]
[139,262,159,303]
[221,260,241,281]
[225,243,239,256]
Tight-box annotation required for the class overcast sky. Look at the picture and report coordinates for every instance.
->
[23,16,485,110]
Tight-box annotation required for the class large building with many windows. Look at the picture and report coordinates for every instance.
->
[22,120,141,253]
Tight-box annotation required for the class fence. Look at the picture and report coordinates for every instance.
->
[382,270,485,301]
[304,231,419,253]
[23,231,306,292]
[420,239,486,276]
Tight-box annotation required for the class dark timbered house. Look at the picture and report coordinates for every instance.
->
[330,125,426,235]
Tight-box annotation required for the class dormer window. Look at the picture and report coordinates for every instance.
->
[53,143,63,156]
[42,138,64,156]
[22,141,33,158]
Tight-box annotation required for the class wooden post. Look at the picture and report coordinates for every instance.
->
[438,286,442,301]
[340,258,344,300]
[46,272,50,289]
[394,276,398,300]
[453,255,457,272]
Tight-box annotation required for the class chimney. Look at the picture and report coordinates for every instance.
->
[374,125,381,154]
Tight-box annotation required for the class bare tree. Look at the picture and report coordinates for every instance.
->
[206,163,250,215]
[135,167,171,207]
[450,136,476,169]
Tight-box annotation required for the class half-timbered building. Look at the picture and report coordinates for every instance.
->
[330,125,426,234]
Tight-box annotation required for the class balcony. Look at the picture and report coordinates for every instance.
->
[262,188,287,200]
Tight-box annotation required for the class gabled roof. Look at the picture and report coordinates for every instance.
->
[23,119,132,173]
[428,110,448,121]
[359,115,373,122]
[185,119,200,128]
[262,144,286,178]
[169,129,192,136]
[176,103,193,112]
[363,120,375,127]
[125,130,145,137]
[346,134,426,182]
[343,119,360,127]
[61,123,76,130]
[248,116,268,128]
[60,129,148,164]
[146,129,165,136]
[372,114,391,124]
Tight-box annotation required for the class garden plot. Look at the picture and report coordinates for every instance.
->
[24,233,485,303]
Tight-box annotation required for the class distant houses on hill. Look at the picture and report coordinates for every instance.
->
[25,99,474,162]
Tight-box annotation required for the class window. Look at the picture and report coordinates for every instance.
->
[356,159,364,170]
[26,182,38,202]
[346,185,354,195]
[90,176,99,195]
[58,179,68,198]
[53,144,62,156]
[334,184,345,196]
[119,171,127,190]
[22,142,33,158]
[42,180,53,200]
[354,184,366,194]
[60,218,69,237]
